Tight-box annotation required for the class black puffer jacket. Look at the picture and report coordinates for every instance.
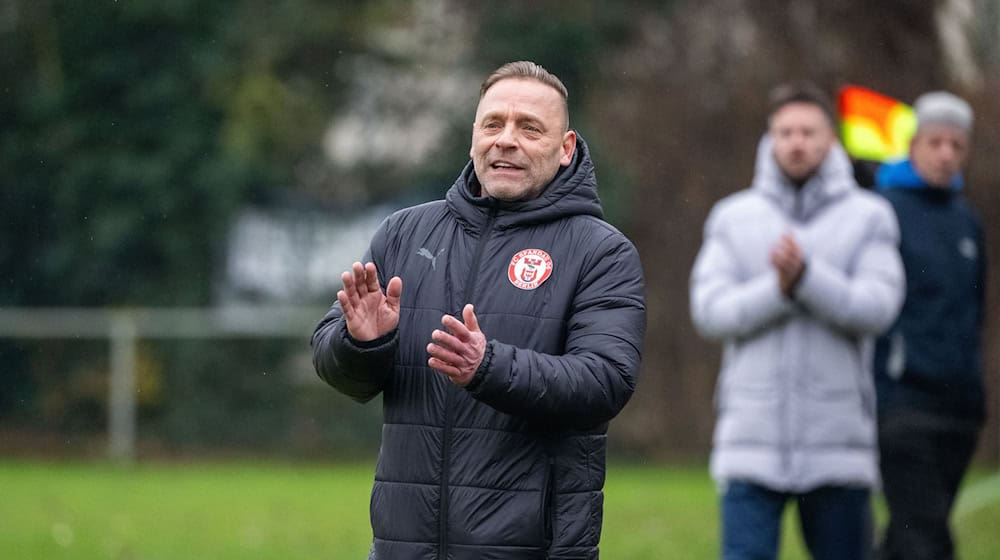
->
[312,138,646,559]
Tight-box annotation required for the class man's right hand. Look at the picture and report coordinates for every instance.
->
[337,261,403,342]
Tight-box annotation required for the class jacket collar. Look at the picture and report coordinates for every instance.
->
[875,158,964,192]
[446,135,604,231]
[751,134,856,221]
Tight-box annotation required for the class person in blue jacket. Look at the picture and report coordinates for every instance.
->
[873,91,986,560]
[312,61,646,560]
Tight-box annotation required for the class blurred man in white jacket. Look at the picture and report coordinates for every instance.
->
[690,82,905,560]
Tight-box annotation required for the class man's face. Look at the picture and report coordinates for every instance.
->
[769,102,836,183]
[910,124,969,188]
[471,78,576,201]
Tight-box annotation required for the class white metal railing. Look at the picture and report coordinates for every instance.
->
[0,306,330,463]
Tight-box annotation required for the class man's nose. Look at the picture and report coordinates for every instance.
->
[786,132,805,149]
[496,123,517,147]
[939,144,958,162]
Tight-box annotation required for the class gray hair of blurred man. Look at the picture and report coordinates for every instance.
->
[479,61,570,130]
[914,91,973,134]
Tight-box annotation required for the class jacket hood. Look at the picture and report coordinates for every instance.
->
[446,135,604,230]
[875,158,964,191]
[751,134,856,221]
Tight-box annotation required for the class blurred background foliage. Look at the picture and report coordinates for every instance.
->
[1,0,998,462]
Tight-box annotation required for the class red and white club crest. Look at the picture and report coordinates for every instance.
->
[507,249,553,290]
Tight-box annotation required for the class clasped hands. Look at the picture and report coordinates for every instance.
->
[338,261,486,386]
[769,232,806,297]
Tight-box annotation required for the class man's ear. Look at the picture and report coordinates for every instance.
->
[559,130,577,166]
[470,121,476,160]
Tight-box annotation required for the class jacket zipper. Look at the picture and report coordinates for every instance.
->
[780,319,794,479]
[793,187,804,222]
[439,203,497,558]
[781,187,804,477]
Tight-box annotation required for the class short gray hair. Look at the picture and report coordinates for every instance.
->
[914,91,973,133]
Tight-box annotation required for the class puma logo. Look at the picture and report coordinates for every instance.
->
[417,248,445,270]
[958,237,977,260]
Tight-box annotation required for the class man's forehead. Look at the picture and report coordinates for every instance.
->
[771,103,830,123]
[476,79,565,113]
[915,122,970,141]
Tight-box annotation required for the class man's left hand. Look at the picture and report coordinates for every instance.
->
[428,304,487,386]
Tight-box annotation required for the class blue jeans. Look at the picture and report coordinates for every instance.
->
[721,480,872,560]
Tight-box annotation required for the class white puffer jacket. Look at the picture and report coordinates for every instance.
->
[690,135,905,492]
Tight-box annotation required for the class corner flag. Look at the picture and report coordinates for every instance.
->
[838,85,916,162]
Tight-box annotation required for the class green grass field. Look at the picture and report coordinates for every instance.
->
[1,460,997,559]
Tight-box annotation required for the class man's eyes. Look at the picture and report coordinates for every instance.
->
[481,121,542,133]
[776,128,815,138]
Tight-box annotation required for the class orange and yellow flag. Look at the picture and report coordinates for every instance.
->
[838,85,916,162]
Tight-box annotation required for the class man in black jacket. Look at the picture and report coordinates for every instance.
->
[873,91,985,560]
[312,61,646,560]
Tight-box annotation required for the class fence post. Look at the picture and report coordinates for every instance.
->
[108,312,137,464]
